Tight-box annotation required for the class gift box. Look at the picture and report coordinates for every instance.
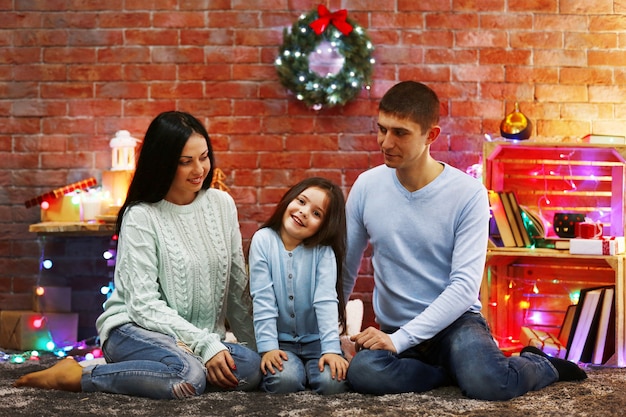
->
[519,326,567,359]
[569,237,625,256]
[0,310,78,351]
[32,286,72,313]
[40,194,81,222]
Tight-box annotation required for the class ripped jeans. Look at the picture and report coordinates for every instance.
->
[80,323,261,399]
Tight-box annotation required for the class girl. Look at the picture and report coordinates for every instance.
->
[15,111,261,399]
[249,177,350,394]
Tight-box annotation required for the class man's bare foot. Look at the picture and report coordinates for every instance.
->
[13,357,83,392]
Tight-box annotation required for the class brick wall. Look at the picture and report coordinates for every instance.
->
[2,1,626,339]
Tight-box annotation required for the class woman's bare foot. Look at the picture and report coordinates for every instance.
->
[13,357,83,392]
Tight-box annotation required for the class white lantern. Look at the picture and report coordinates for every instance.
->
[109,130,138,171]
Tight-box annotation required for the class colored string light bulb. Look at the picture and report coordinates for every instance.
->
[31,317,44,329]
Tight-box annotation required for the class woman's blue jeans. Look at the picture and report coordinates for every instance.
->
[80,323,262,399]
[347,312,558,400]
[260,340,350,395]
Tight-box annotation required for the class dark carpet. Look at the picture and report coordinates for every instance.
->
[2,353,625,416]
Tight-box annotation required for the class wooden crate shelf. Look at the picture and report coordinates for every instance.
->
[483,141,626,237]
[481,248,625,366]
[482,141,626,366]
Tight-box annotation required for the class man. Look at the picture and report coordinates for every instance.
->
[343,81,586,400]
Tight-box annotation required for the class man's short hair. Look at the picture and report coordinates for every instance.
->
[379,81,440,134]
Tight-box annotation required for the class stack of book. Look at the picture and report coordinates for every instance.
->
[563,285,616,365]
[489,190,541,248]
[488,189,571,249]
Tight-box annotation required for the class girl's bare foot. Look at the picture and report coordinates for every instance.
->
[13,357,83,392]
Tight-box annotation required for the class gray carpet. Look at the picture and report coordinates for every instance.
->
[2,353,625,416]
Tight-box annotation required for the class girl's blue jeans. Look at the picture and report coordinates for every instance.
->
[260,340,350,395]
[80,323,262,399]
[347,312,559,400]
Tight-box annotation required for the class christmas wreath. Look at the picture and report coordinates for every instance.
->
[275,5,375,110]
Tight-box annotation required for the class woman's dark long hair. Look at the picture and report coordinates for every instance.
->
[262,177,348,334]
[115,111,215,234]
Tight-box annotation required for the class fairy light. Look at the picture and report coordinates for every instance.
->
[31,316,44,329]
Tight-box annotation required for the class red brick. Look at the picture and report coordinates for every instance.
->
[232,65,277,81]
[0,12,41,29]
[98,47,151,63]
[68,29,123,47]
[13,29,69,47]
[126,29,180,46]
[426,13,479,30]
[178,64,231,81]
[509,0,558,12]
[229,135,282,152]
[285,135,338,152]
[95,82,148,99]
[207,11,261,29]
[0,118,40,134]
[312,152,371,169]
[44,47,97,63]
[41,83,93,99]
[562,0,613,14]
[153,11,205,28]
[481,14,533,30]
[181,29,233,46]
[68,65,123,81]
[152,47,204,63]
[98,12,151,28]
[12,100,67,117]
[42,12,98,28]
[505,67,558,84]
[259,152,311,169]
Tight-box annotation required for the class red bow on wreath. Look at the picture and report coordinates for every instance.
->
[309,5,353,36]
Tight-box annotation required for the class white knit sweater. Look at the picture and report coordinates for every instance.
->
[96,189,256,364]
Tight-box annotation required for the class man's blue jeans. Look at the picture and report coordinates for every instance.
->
[347,312,558,400]
[260,340,350,395]
[80,323,262,399]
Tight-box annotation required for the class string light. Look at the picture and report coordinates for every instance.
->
[486,267,597,344]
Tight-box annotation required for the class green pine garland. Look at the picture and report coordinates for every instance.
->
[275,9,375,109]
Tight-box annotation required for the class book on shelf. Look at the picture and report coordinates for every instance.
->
[519,205,546,240]
[566,285,615,364]
[534,238,570,250]
[488,190,517,247]
[558,304,577,347]
[498,191,524,248]
[566,287,603,363]
[592,286,615,365]
[503,191,533,247]
[579,290,606,364]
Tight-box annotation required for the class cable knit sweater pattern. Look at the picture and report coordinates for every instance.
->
[96,189,256,365]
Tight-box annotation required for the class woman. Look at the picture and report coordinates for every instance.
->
[15,111,261,399]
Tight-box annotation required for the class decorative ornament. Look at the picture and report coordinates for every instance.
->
[110,130,139,171]
[500,102,532,140]
[275,5,375,110]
